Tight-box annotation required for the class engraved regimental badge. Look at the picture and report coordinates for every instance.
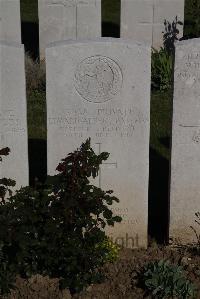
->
[74,55,123,103]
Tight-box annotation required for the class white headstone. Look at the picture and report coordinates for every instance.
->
[38,0,101,60]
[121,0,184,49]
[0,42,28,189]
[46,38,151,248]
[170,38,200,245]
[0,0,21,43]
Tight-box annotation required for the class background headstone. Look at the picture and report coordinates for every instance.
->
[170,38,200,245]
[0,0,21,43]
[38,0,101,60]
[121,0,185,49]
[46,38,151,248]
[0,42,28,189]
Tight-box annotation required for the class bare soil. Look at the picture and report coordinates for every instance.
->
[4,246,200,299]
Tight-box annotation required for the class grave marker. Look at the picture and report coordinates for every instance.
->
[170,38,200,244]
[95,142,118,188]
[0,42,28,189]
[46,39,151,248]
[38,0,101,60]
[0,0,21,43]
[121,0,184,49]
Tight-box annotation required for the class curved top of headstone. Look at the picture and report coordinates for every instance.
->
[175,38,200,48]
[0,41,23,48]
[46,37,151,50]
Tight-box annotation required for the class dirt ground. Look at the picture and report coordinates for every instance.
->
[4,246,200,299]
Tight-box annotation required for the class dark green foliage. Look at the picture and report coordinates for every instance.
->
[151,48,173,92]
[0,148,16,295]
[0,246,16,296]
[0,148,16,201]
[163,16,183,54]
[141,259,196,298]
[152,17,183,92]
[190,212,200,253]
[0,139,121,295]
[184,0,200,39]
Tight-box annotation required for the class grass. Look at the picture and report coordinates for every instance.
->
[150,91,172,161]
[102,0,120,26]
[20,0,38,23]
[27,91,46,140]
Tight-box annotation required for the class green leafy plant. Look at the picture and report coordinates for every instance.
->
[151,48,173,92]
[0,147,16,202]
[190,212,200,254]
[163,16,183,54]
[96,236,120,263]
[0,147,16,295]
[141,259,196,298]
[0,245,16,296]
[0,139,122,295]
[151,17,183,92]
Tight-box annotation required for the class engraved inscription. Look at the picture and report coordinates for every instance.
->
[48,107,148,138]
[74,56,123,103]
[110,207,137,225]
[176,51,200,89]
[48,0,89,7]
[0,110,26,135]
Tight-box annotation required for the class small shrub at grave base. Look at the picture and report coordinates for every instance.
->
[0,139,122,295]
[95,236,120,263]
[25,53,46,96]
[0,147,16,202]
[140,259,196,298]
[0,148,16,296]
[190,212,200,254]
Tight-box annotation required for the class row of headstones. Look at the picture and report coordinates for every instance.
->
[0,0,185,59]
[0,0,197,249]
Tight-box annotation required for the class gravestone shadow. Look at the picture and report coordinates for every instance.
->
[102,22,120,38]
[159,137,170,149]
[21,22,39,59]
[148,147,170,244]
[28,139,47,186]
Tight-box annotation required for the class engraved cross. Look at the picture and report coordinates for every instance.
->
[48,0,89,38]
[96,143,117,188]
[138,1,155,44]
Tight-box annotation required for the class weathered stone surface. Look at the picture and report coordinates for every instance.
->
[0,42,28,189]
[38,0,101,60]
[0,0,21,43]
[170,38,200,245]
[121,0,184,49]
[46,38,151,248]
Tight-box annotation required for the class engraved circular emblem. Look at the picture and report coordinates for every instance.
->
[74,55,123,103]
